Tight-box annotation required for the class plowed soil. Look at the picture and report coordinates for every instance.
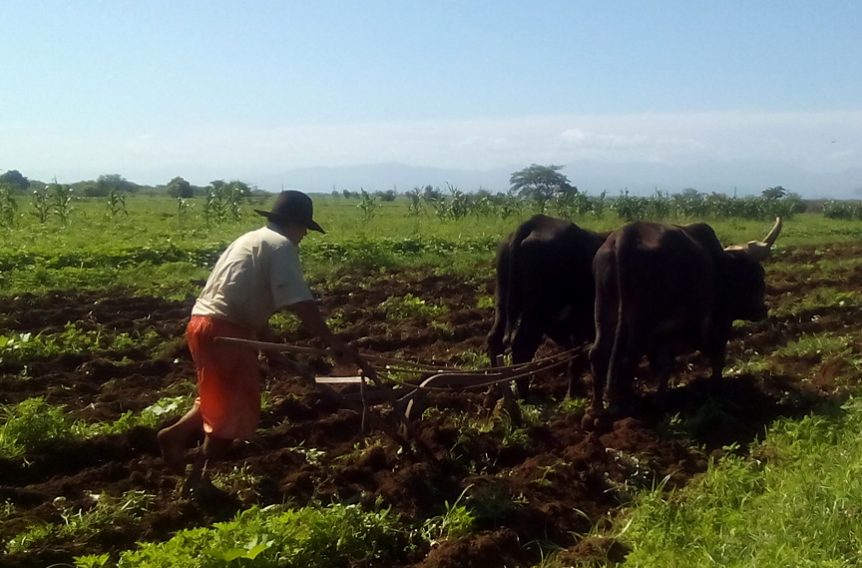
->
[0,244,857,567]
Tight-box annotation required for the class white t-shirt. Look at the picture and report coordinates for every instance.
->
[191,223,314,330]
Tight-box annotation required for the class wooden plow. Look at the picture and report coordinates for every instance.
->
[216,336,583,459]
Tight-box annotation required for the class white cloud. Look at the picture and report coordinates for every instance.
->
[1,110,860,186]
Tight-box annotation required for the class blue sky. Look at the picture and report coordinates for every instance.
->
[1,1,860,195]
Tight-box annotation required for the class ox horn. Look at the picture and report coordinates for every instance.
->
[727,217,782,261]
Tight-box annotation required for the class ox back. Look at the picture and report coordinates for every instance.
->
[589,221,770,416]
[486,214,606,398]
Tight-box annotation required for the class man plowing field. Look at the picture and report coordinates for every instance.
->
[157,190,367,495]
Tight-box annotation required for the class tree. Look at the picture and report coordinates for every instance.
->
[166,176,193,198]
[421,184,441,201]
[510,164,576,213]
[762,186,788,200]
[228,180,251,197]
[376,189,397,202]
[90,174,137,197]
[0,170,30,193]
[78,181,102,197]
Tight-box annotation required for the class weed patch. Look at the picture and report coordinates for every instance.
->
[113,503,415,568]
[379,293,447,321]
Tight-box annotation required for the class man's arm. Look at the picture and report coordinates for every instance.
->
[287,300,365,368]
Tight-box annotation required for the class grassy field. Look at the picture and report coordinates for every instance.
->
[1,194,862,567]
[3,193,859,296]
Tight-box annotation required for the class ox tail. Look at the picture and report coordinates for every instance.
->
[487,236,514,362]
[605,229,636,408]
[502,221,538,345]
[487,220,533,364]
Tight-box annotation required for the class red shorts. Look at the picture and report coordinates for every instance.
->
[186,315,259,440]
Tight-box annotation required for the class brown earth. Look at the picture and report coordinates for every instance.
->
[0,244,857,567]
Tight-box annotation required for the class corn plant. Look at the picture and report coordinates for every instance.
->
[468,192,495,218]
[0,186,18,228]
[31,185,51,223]
[497,189,523,219]
[445,183,470,220]
[106,188,128,218]
[176,195,191,227]
[357,188,378,222]
[553,189,592,219]
[823,200,862,220]
[429,183,470,221]
[613,190,650,221]
[405,187,423,217]
[592,190,608,218]
[202,181,247,224]
[203,186,227,224]
[224,184,246,221]
[51,182,75,224]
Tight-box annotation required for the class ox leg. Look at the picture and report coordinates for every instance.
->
[586,334,614,432]
[547,327,587,400]
[510,318,544,399]
[647,348,675,411]
[705,343,727,383]
[704,323,730,383]
[565,352,590,399]
[486,319,506,367]
[588,333,612,415]
[605,323,641,416]
[648,347,675,395]
[482,326,507,410]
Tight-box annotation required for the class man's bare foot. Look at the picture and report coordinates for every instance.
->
[157,428,186,475]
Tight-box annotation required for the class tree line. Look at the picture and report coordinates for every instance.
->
[0,170,261,199]
[0,164,835,224]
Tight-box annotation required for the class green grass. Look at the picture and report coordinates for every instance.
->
[617,398,862,567]
[0,396,192,459]
[421,486,475,544]
[773,333,855,361]
[88,395,192,436]
[0,397,77,458]
[6,490,154,556]
[378,293,447,320]
[112,502,415,568]
[3,195,860,297]
[0,323,165,363]
[770,286,860,318]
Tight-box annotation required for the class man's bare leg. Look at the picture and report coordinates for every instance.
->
[181,434,232,497]
[157,402,203,475]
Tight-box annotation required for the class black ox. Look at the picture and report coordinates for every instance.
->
[486,214,607,398]
[588,217,782,418]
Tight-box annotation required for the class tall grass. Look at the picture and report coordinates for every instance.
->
[618,398,862,567]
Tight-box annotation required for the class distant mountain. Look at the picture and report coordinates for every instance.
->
[249,161,862,199]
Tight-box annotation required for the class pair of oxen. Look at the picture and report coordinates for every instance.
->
[486,215,782,426]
